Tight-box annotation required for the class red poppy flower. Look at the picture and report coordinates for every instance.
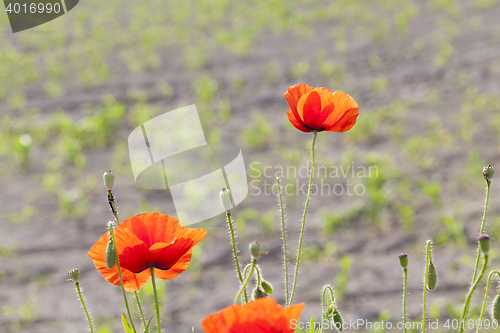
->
[285,84,359,133]
[88,213,206,292]
[201,298,305,333]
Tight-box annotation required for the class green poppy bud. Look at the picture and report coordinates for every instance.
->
[332,309,343,332]
[492,293,500,323]
[478,234,490,256]
[398,253,408,269]
[252,287,267,300]
[105,239,116,269]
[260,280,273,294]
[103,170,115,190]
[220,187,233,213]
[427,261,438,291]
[483,165,495,181]
[249,241,261,261]
[68,268,80,282]
[326,304,334,316]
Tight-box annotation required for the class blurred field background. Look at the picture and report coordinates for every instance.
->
[2,0,500,332]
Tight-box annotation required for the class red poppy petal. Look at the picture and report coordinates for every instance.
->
[322,91,359,132]
[287,109,311,132]
[121,213,181,248]
[147,238,194,270]
[153,249,192,280]
[284,84,313,113]
[298,90,329,130]
[175,227,207,245]
[202,304,240,333]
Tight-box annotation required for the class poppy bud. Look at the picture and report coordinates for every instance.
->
[249,241,261,260]
[220,187,233,213]
[332,309,344,332]
[478,234,490,256]
[252,287,267,300]
[326,304,334,317]
[68,268,80,282]
[260,280,274,294]
[492,293,500,323]
[398,253,408,269]
[427,261,438,291]
[103,170,115,190]
[105,239,116,269]
[483,165,495,181]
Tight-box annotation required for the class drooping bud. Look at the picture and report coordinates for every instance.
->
[478,234,490,256]
[427,261,438,291]
[252,287,267,300]
[332,309,344,332]
[68,268,80,282]
[103,170,115,190]
[326,304,334,317]
[260,280,274,294]
[398,253,408,269]
[492,293,500,323]
[220,187,233,213]
[483,165,495,181]
[249,241,261,261]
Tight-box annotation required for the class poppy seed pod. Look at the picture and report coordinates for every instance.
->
[483,165,494,181]
[260,280,274,294]
[398,253,408,269]
[332,309,344,332]
[492,293,500,323]
[68,268,80,282]
[249,241,261,260]
[427,261,438,291]
[103,170,115,190]
[478,234,490,256]
[220,188,233,213]
[252,287,267,300]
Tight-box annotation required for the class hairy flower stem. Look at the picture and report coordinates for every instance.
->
[109,226,137,333]
[235,260,256,305]
[321,286,336,333]
[289,130,317,306]
[108,191,146,327]
[150,267,162,333]
[226,212,248,304]
[460,255,490,333]
[402,268,408,333]
[423,240,431,333]
[75,281,94,333]
[476,271,500,333]
[276,177,289,306]
[460,180,491,331]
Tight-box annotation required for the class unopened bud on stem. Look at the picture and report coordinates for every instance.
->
[249,241,261,261]
[220,188,233,213]
[483,165,494,181]
[478,234,490,256]
[103,170,115,190]
[398,253,408,269]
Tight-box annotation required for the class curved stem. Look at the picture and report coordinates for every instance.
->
[235,260,256,305]
[321,285,336,333]
[276,177,290,307]
[75,282,94,333]
[460,255,490,333]
[403,268,408,333]
[289,130,317,306]
[461,181,491,332]
[226,212,248,304]
[423,240,431,333]
[476,270,500,333]
[109,227,137,333]
[150,267,162,333]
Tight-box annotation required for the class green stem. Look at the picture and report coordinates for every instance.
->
[134,291,147,328]
[461,181,491,332]
[75,282,94,333]
[226,212,248,304]
[109,226,137,333]
[460,255,490,333]
[476,271,500,333]
[321,286,336,333]
[235,260,256,305]
[151,267,162,333]
[289,130,317,306]
[423,240,431,333]
[403,268,408,333]
[276,177,290,307]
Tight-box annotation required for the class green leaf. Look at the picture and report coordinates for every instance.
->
[144,316,153,333]
[122,312,134,333]
[305,316,317,333]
